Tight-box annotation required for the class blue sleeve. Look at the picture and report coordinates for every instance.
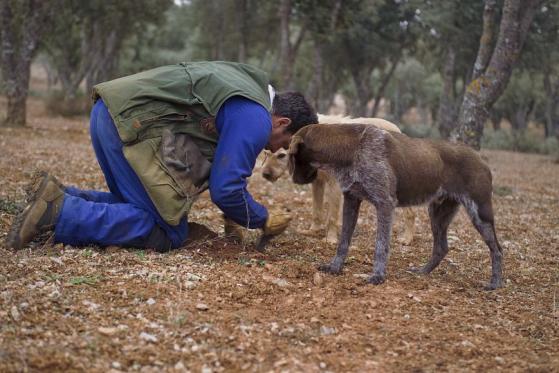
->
[209,96,271,229]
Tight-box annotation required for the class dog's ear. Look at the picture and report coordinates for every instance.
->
[287,135,304,175]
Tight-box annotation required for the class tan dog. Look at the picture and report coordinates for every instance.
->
[288,123,503,290]
[262,114,416,245]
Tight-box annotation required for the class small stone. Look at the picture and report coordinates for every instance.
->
[98,327,118,336]
[50,257,64,265]
[310,317,320,323]
[353,273,369,279]
[186,273,202,281]
[139,332,158,343]
[313,272,323,286]
[112,362,121,369]
[185,281,197,289]
[404,314,410,320]
[146,298,156,305]
[319,362,327,369]
[10,306,20,321]
[320,326,336,336]
[495,356,505,364]
[196,303,209,311]
[461,340,475,348]
[174,361,186,371]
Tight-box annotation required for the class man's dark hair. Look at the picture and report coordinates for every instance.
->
[272,91,318,134]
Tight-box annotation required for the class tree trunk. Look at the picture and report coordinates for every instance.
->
[437,46,458,139]
[371,55,400,117]
[455,0,541,149]
[0,1,52,127]
[278,0,306,90]
[489,109,502,131]
[543,72,559,138]
[472,0,498,81]
[350,69,372,117]
[236,0,248,63]
[305,39,324,112]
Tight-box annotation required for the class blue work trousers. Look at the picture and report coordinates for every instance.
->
[53,100,188,248]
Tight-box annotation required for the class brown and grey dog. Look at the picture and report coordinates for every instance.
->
[288,123,503,290]
[262,114,416,245]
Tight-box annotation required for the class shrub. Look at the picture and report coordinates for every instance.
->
[45,90,89,117]
[482,128,559,155]
[400,124,440,139]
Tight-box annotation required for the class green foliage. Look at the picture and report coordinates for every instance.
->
[68,275,102,286]
[400,123,440,139]
[482,128,559,155]
[0,198,20,215]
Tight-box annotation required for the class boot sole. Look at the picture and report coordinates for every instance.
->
[5,171,64,250]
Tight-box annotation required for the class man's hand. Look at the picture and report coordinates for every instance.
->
[263,210,292,236]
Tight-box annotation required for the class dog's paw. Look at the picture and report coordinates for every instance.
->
[325,234,338,245]
[318,262,343,275]
[367,274,386,285]
[397,234,414,246]
[483,280,503,291]
[408,266,429,275]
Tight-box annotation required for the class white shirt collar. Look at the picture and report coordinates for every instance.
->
[268,84,275,104]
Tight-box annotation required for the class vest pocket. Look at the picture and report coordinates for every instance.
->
[123,138,198,226]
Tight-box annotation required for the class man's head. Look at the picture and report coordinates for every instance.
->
[267,91,317,153]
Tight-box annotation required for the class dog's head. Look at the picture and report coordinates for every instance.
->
[261,149,289,182]
[287,133,318,184]
[287,124,360,184]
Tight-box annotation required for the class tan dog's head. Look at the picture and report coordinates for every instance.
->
[261,149,289,182]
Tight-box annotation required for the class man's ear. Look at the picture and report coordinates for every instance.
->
[275,116,291,129]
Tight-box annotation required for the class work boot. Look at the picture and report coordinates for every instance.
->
[223,215,245,244]
[6,171,65,250]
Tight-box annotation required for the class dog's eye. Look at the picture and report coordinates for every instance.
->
[277,153,287,159]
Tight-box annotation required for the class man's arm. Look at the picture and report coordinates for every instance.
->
[209,96,271,229]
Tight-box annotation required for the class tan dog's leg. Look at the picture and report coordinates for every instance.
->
[325,177,342,244]
[311,174,326,232]
[397,208,416,245]
[299,172,326,236]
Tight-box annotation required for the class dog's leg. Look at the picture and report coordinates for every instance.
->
[462,198,503,290]
[319,192,361,275]
[325,181,342,244]
[411,197,459,274]
[309,176,326,233]
[368,202,395,285]
[397,207,416,245]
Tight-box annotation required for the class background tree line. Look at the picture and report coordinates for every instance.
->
[1,0,557,153]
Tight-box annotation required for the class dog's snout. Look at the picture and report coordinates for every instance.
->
[262,171,274,181]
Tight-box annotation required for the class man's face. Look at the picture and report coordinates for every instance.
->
[266,115,292,153]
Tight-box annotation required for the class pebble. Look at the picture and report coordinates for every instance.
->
[146,298,156,305]
[98,327,118,336]
[10,305,20,321]
[320,326,336,336]
[139,332,158,343]
[313,272,323,286]
[174,361,186,371]
[196,303,209,311]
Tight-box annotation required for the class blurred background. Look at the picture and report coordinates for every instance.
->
[0,0,558,155]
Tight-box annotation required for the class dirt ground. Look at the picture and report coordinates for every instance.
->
[0,97,558,372]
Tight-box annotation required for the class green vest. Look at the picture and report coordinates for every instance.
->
[92,61,272,225]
